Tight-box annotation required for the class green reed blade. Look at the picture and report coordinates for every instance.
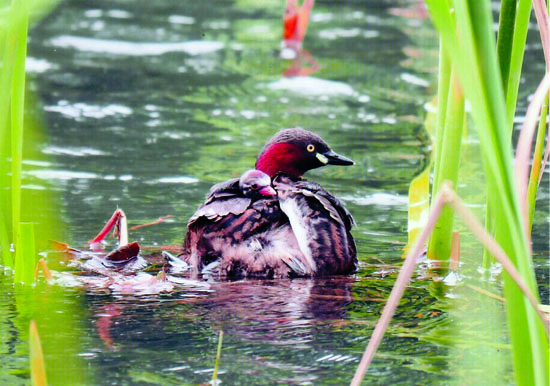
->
[0,1,17,132]
[0,215,13,267]
[431,41,451,197]
[0,1,17,262]
[428,70,464,261]
[11,0,29,245]
[14,222,36,285]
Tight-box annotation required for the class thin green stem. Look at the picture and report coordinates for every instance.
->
[428,70,465,261]
[431,41,451,198]
[212,330,223,383]
[14,222,35,285]
[527,93,548,233]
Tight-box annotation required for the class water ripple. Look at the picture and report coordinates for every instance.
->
[50,35,224,56]
[266,77,356,97]
[42,146,109,157]
[152,176,200,184]
[27,169,99,180]
[26,57,55,73]
[341,192,408,206]
[44,101,132,120]
[168,15,195,25]
[318,28,379,40]
[400,72,429,87]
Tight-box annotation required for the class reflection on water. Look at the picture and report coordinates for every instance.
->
[0,0,546,384]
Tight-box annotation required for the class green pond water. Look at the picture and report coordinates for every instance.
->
[1,0,549,385]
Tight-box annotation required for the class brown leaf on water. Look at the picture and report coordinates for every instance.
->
[105,241,140,262]
[50,240,81,253]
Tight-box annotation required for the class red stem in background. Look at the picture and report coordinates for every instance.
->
[89,209,123,244]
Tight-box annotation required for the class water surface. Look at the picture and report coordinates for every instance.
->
[1,0,548,384]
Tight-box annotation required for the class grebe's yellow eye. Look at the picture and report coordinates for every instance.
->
[306,144,315,153]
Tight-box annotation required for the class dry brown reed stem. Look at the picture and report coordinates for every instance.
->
[450,231,460,270]
[514,73,550,238]
[34,258,52,282]
[350,184,549,386]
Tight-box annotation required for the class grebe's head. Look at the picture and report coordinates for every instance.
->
[239,169,276,199]
[255,128,354,178]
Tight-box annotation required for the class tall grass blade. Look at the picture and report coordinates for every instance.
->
[0,1,18,267]
[29,320,47,386]
[0,215,13,267]
[428,71,464,261]
[10,0,29,246]
[14,222,36,285]
[431,42,451,195]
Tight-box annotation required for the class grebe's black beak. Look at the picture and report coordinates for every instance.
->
[317,150,355,166]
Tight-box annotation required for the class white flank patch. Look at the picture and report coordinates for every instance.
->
[280,198,316,272]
